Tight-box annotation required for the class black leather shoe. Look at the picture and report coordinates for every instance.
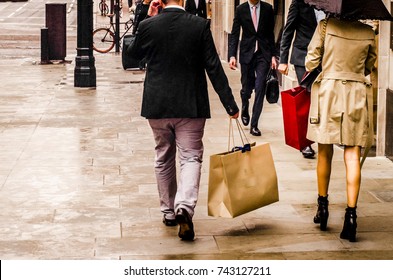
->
[250,127,261,136]
[241,104,250,126]
[162,216,177,227]
[301,145,315,158]
[175,208,194,241]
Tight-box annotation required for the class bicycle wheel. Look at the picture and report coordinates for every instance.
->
[93,28,115,53]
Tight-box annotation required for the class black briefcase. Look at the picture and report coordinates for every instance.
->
[265,68,279,104]
[122,34,143,70]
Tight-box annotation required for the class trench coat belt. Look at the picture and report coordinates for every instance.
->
[310,72,372,124]
[309,72,373,167]
[318,72,369,83]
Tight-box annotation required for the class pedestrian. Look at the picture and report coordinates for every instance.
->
[278,0,325,158]
[185,0,207,19]
[132,0,152,34]
[305,16,377,242]
[228,0,277,136]
[127,0,239,241]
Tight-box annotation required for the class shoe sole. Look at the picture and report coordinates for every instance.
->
[302,154,315,159]
[320,217,328,231]
[175,214,194,241]
[340,231,356,242]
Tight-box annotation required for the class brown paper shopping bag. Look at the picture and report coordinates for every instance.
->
[208,142,279,218]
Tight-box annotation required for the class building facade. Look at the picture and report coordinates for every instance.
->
[210,0,393,160]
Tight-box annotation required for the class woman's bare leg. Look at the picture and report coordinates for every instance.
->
[317,143,334,196]
[343,146,361,207]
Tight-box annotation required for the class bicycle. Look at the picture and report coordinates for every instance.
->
[93,14,134,53]
[99,0,109,16]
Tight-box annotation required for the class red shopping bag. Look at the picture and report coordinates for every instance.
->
[281,86,314,150]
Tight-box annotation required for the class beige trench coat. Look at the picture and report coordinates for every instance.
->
[305,18,377,147]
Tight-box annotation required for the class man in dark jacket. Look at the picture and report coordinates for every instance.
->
[228,0,277,137]
[128,0,239,241]
[278,0,324,158]
[185,0,207,18]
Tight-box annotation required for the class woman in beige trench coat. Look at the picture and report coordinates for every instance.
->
[305,17,377,242]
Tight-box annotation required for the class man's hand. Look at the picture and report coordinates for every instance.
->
[148,0,161,17]
[271,56,278,70]
[230,112,239,119]
[229,57,237,70]
[278,63,289,75]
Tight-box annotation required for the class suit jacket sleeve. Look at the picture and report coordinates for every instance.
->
[200,0,207,19]
[266,4,277,57]
[228,6,241,60]
[126,21,145,60]
[305,20,325,72]
[279,0,298,64]
[203,21,239,116]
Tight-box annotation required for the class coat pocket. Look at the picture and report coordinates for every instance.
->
[346,82,367,122]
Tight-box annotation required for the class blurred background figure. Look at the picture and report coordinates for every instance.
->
[185,0,207,19]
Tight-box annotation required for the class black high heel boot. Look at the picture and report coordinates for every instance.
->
[340,206,357,242]
[313,195,329,231]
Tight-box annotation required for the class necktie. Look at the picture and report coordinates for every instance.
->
[252,5,258,51]
[252,5,258,31]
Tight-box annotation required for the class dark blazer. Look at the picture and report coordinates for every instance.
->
[279,0,317,66]
[228,1,276,65]
[185,0,207,19]
[128,8,238,119]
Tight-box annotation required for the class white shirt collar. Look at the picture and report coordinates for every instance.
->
[248,1,260,8]
[164,5,185,11]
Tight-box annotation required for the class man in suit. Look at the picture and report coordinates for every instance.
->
[228,0,277,136]
[128,0,239,241]
[185,0,207,19]
[278,0,324,158]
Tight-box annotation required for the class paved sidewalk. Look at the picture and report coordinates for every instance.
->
[0,35,393,259]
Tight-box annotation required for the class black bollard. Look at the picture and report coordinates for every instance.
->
[74,0,96,88]
[40,27,50,64]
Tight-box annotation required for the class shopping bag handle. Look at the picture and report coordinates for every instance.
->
[232,143,251,153]
[228,119,251,153]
